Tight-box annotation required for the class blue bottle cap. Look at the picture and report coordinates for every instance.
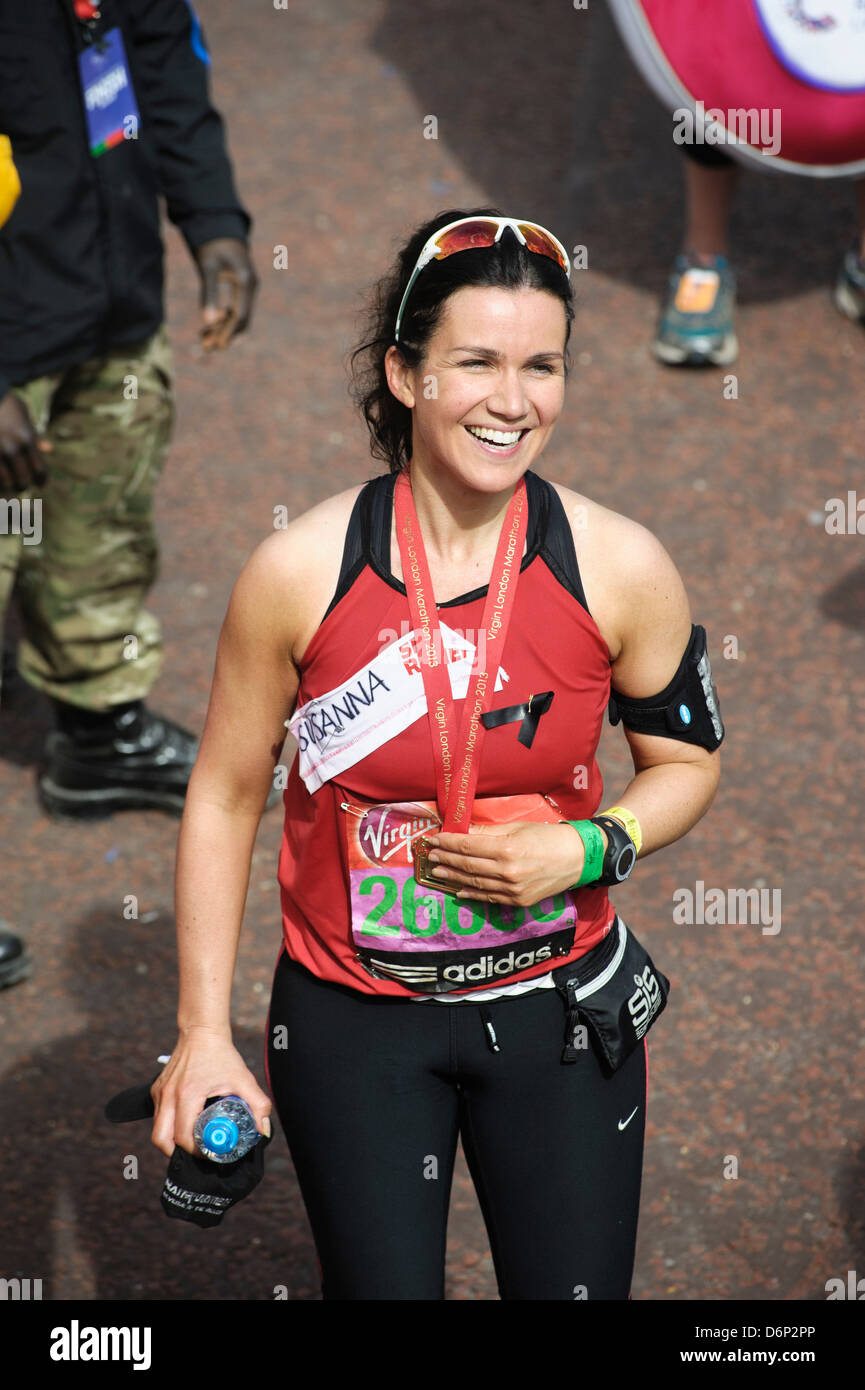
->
[202,1116,239,1154]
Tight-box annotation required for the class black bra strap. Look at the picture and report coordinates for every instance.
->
[538,478,590,614]
[320,479,375,622]
[322,469,589,620]
[369,470,396,565]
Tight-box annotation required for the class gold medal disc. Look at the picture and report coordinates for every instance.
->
[412,836,448,892]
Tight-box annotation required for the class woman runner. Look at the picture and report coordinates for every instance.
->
[150,208,723,1300]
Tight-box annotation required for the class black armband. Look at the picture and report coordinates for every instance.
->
[608,624,724,751]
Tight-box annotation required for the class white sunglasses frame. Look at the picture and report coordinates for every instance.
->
[393,216,572,343]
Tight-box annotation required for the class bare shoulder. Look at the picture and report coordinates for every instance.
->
[256,485,364,570]
[231,484,366,664]
[547,481,690,662]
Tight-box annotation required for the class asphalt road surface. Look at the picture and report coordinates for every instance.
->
[1,0,864,1307]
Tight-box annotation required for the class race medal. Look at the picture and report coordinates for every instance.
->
[411,836,445,893]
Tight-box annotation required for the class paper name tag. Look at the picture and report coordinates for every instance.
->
[289,622,478,793]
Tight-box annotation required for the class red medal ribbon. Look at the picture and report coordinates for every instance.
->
[393,468,529,834]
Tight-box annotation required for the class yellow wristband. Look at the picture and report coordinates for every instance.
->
[600,805,643,856]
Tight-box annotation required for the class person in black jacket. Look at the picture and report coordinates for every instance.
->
[0,0,258,830]
[0,0,262,987]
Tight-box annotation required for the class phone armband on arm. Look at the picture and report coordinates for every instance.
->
[608,624,724,751]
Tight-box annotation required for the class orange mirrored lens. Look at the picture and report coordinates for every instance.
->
[433,219,500,258]
[518,223,568,269]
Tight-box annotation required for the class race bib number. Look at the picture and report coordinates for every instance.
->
[341,792,576,993]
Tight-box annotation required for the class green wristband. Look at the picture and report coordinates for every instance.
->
[567,819,605,887]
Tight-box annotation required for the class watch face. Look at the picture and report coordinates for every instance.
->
[616,843,637,880]
[592,815,638,887]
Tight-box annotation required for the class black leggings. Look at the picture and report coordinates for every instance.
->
[266,949,648,1301]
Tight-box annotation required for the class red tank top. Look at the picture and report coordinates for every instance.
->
[277,470,616,996]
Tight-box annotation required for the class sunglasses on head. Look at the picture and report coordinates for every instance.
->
[394,216,571,342]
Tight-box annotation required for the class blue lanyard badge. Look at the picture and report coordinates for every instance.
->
[77,28,141,157]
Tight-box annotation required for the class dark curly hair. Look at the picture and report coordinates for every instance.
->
[349,207,575,475]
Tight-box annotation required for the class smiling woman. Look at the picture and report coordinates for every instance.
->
[386,284,567,491]
[151,206,724,1303]
[351,208,574,479]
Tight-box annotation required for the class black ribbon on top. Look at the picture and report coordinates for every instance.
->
[481,691,554,749]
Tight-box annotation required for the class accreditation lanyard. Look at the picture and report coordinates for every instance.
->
[393,468,528,834]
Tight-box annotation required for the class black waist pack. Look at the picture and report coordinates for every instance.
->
[552,916,670,1073]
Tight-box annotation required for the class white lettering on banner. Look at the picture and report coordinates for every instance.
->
[289,624,507,793]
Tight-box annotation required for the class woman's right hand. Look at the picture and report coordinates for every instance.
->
[150,1025,272,1158]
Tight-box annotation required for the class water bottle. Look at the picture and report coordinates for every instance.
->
[193,1095,261,1163]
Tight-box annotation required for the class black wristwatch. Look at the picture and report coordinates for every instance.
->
[589,815,637,887]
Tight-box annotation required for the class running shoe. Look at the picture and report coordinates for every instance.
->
[652,252,738,366]
[834,244,865,324]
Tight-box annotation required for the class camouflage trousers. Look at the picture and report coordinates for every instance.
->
[0,326,174,711]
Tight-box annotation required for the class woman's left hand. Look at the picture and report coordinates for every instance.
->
[424,821,605,906]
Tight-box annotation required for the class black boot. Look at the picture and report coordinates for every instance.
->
[0,923,31,989]
[39,698,282,819]
[39,698,201,819]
